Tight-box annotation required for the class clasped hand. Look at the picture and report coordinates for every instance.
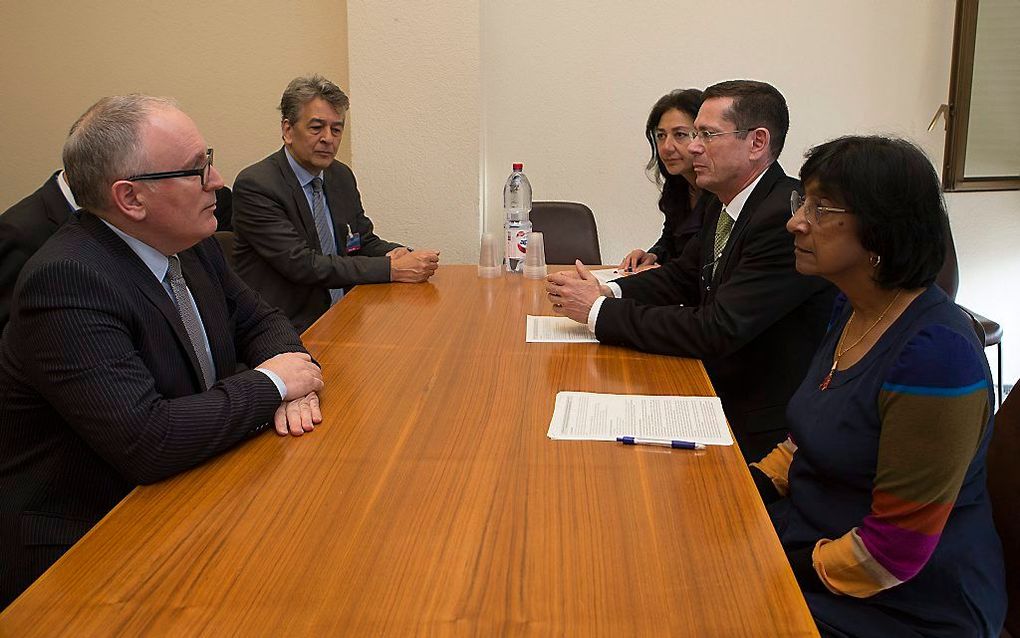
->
[389,247,440,282]
[545,261,609,324]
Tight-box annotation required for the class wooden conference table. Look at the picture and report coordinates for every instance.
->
[0,265,816,636]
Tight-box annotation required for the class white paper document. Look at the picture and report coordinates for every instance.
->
[547,391,733,445]
[526,316,599,343]
[590,268,623,285]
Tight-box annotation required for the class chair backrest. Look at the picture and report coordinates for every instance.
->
[214,231,236,271]
[989,382,1020,636]
[936,222,960,301]
[529,201,602,265]
[214,186,233,232]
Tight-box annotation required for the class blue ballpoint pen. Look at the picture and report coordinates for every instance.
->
[616,436,705,450]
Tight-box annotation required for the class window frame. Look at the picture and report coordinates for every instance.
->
[942,0,1020,192]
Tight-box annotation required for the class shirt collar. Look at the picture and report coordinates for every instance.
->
[284,146,324,188]
[56,170,80,211]
[721,162,771,221]
[99,218,173,283]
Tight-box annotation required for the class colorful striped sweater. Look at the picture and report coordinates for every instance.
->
[751,287,1003,637]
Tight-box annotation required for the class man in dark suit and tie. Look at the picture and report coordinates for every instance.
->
[0,170,79,331]
[546,80,835,461]
[232,74,440,333]
[0,95,326,608]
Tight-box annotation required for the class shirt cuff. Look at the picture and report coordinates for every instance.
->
[606,281,622,298]
[255,367,287,400]
[588,296,607,333]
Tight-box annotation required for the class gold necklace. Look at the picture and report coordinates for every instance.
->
[819,290,901,391]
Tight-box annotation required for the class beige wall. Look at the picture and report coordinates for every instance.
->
[347,0,481,263]
[0,0,350,211]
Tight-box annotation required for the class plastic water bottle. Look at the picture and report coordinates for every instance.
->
[504,163,532,273]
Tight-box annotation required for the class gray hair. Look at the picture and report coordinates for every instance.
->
[279,75,350,124]
[62,94,178,212]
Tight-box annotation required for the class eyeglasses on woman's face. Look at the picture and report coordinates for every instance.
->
[790,191,850,225]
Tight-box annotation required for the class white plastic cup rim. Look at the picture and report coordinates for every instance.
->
[523,265,547,279]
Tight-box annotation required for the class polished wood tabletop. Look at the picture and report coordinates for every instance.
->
[0,265,817,637]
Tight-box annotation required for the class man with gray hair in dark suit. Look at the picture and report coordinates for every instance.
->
[232,74,440,333]
[0,95,325,608]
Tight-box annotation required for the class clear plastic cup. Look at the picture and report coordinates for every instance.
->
[523,231,547,279]
[478,232,502,278]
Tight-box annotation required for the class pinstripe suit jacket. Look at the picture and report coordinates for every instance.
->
[0,212,307,607]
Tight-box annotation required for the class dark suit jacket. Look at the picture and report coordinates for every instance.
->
[597,163,836,461]
[232,148,402,333]
[648,191,708,265]
[0,172,76,332]
[0,212,307,607]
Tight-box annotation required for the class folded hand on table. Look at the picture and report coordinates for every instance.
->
[545,260,611,324]
[274,391,322,436]
[390,249,440,282]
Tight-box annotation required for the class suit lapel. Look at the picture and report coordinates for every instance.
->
[712,162,785,282]
[272,148,321,251]
[323,165,349,255]
[80,213,207,391]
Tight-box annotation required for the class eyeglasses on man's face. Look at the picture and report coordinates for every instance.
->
[125,148,214,187]
[685,128,755,144]
[790,191,849,225]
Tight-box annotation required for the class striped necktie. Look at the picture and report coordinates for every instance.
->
[310,177,344,305]
[166,255,215,390]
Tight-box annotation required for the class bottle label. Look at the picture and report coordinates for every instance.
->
[506,224,528,270]
[513,229,528,255]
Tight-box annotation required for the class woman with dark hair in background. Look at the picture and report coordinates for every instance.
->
[618,88,705,272]
[753,136,1006,637]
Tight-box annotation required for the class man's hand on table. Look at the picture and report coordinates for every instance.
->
[258,352,323,399]
[545,261,610,324]
[274,391,322,436]
[390,248,440,282]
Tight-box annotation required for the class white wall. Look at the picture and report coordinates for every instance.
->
[346,0,481,263]
[349,0,1020,388]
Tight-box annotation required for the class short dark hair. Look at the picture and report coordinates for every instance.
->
[279,75,350,124]
[644,88,704,217]
[703,80,789,159]
[800,136,947,290]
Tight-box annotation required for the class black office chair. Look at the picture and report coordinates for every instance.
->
[214,231,237,271]
[529,201,602,265]
[937,229,1003,406]
[214,186,233,232]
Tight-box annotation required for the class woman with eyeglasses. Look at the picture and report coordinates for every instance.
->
[750,136,1006,636]
[618,89,706,272]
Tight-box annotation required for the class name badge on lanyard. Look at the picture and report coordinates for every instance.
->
[346,224,362,253]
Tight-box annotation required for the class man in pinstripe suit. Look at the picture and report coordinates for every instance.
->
[0,95,326,608]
